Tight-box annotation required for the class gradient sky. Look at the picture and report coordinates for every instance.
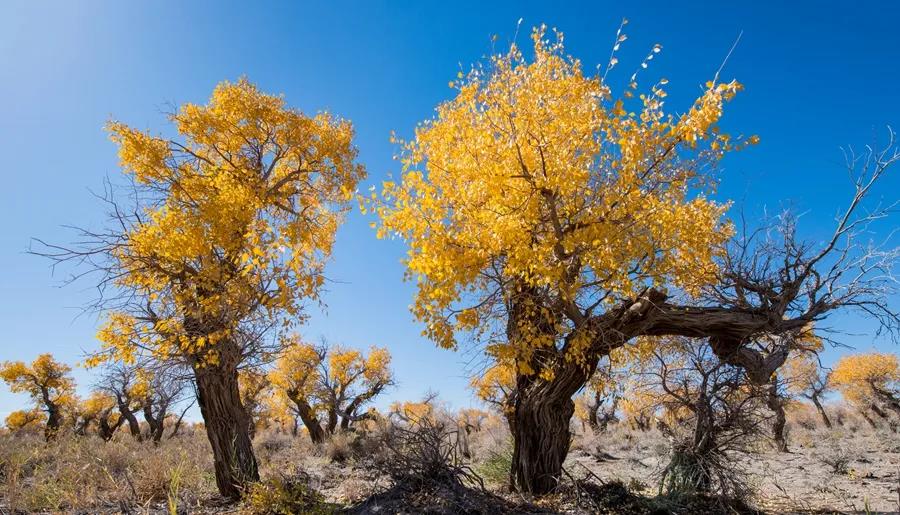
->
[1,1,899,419]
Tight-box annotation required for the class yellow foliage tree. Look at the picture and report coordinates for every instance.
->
[0,354,76,441]
[832,352,900,423]
[78,391,123,440]
[269,340,393,443]
[368,25,758,493]
[43,79,364,497]
[368,22,894,492]
[5,409,45,434]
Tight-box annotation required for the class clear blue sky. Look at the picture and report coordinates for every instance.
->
[1,1,898,419]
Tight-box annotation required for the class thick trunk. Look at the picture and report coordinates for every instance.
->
[509,360,589,495]
[98,412,123,441]
[810,394,832,429]
[511,390,574,494]
[118,403,143,441]
[44,403,62,441]
[290,395,325,444]
[767,383,788,453]
[143,401,167,443]
[325,407,338,435]
[195,363,259,499]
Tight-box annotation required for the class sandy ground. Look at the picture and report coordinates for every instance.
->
[568,427,900,513]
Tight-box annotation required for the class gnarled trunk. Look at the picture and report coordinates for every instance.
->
[44,403,63,441]
[195,362,259,499]
[117,400,143,441]
[766,381,788,452]
[509,360,590,495]
[810,394,832,429]
[290,394,326,444]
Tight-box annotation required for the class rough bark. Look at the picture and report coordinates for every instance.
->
[98,411,123,441]
[510,361,591,495]
[143,400,168,443]
[290,394,326,444]
[766,382,788,453]
[810,393,832,429]
[117,398,143,442]
[194,361,259,499]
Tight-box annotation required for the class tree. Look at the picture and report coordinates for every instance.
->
[269,340,393,443]
[38,79,364,498]
[97,362,147,441]
[0,354,77,441]
[470,362,516,428]
[371,24,899,493]
[5,409,45,434]
[783,351,833,428]
[239,368,271,439]
[832,352,900,423]
[77,391,123,440]
[136,367,191,443]
[644,337,769,497]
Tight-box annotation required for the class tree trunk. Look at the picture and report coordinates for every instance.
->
[194,362,259,499]
[860,409,878,428]
[290,395,325,444]
[810,394,832,429]
[118,401,143,441]
[508,357,589,495]
[767,382,788,453]
[44,403,62,441]
[510,385,575,495]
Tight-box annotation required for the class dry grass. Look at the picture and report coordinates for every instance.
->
[1,405,898,514]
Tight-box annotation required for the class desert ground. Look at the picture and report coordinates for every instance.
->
[1,405,897,515]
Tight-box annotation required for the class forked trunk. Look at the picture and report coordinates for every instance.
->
[118,401,143,441]
[195,362,259,499]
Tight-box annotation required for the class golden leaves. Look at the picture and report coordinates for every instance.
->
[96,79,364,367]
[369,24,746,375]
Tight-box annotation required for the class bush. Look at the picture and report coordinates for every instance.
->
[243,472,334,515]
[476,444,512,486]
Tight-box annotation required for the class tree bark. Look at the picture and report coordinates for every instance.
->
[194,362,259,499]
[117,399,143,441]
[509,360,590,495]
[44,403,63,441]
[290,394,326,444]
[767,382,788,452]
[810,394,832,429]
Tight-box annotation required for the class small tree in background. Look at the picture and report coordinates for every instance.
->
[269,340,394,443]
[0,354,77,441]
[832,352,900,426]
[75,391,122,439]
[5,409,45,435]
[783,351,833,428]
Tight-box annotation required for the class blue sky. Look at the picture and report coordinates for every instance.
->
[1,1,898,419]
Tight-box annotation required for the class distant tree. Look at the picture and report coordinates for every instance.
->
[783,351,833,428]
[269,340,393,443]
[5,409,45,434]
[239,368,270,439]
[470,362,516,427]
[832,352,900,426]
[97,363,146,441]
[0,354,77,440]
[37,79,364,497]
[136,367,191,443]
